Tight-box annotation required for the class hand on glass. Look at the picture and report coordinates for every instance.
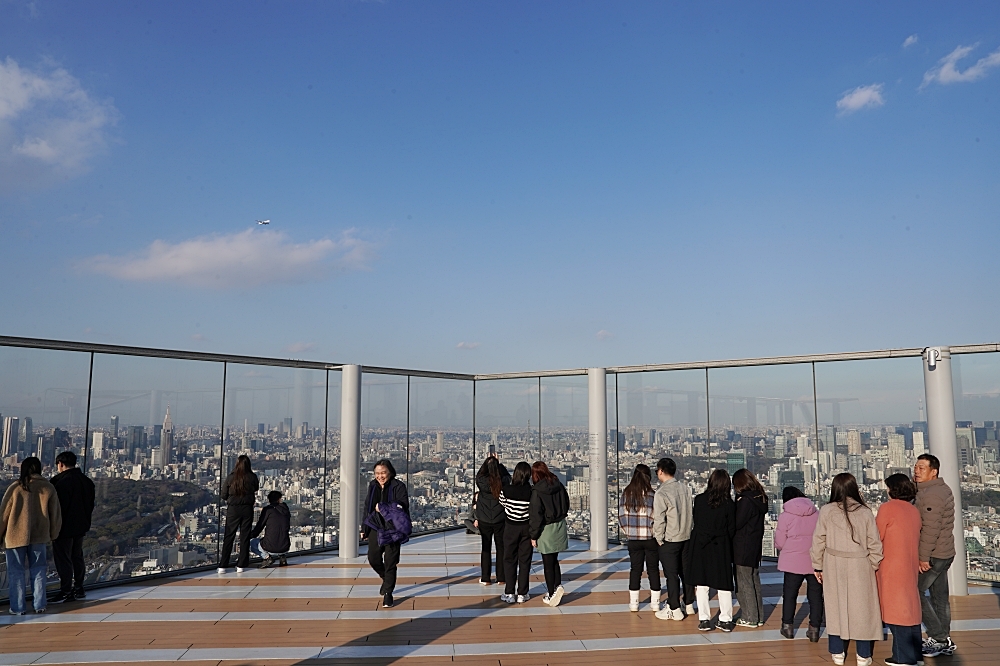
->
[919,561,931,573]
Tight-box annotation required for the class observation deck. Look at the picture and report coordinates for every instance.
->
[2,531,999,665]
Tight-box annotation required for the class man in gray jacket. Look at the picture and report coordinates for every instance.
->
[652,458,694,621]
[914,454,957,658]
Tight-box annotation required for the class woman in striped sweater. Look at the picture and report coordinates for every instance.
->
[499,462,533,603]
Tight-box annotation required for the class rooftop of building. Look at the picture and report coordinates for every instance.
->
[3,531,999,665]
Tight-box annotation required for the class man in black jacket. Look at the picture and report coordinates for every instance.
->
[49,450,96,603]
[249,490,292,568]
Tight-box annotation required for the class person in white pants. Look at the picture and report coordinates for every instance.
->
[685,469,737,632]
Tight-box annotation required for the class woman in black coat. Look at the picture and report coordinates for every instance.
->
[474,455,510,585]
[218,455,260,573]
[732,468,768,628]
[361,458,410,608]
[687,468,736,632]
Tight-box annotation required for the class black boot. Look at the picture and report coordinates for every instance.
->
[807,625,821,642]
[382,593,394,608]
[780,623,795,639]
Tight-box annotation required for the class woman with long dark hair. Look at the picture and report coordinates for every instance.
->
[811,473,883,666]
[876,474,922,666]
[529,461,570,607]
[687,468,736,632]
[475,454,510,586]
[499,461,533,603]
[618,464,661,611]
[732,468,768,627]
[218,454,260,573]
[1,457,62,614]
[362,458,410,608]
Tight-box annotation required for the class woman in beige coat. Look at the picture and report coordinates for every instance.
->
[811,473,883,666]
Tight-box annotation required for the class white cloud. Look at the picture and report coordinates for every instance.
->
[0,57,117,190]
[284,342,316,354]
[920,43,1000,89]
[190,333,207,342]
[836,83,885,115]
[456,341,481,350]
[80,228,376,288]
[903,34,919,49]
[596,329,614,341]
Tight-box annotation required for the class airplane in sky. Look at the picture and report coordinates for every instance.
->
[257,219,270,225]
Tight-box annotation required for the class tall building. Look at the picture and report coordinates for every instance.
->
[110,415,119,440]
[2,417,19,457]
[912,431,926,456]
[847,453,864,483]
[128,426,144,458]
[779,470,806,495]
[19,417,33,457]
[36,434,54,467]
[822,425,837,453]
[888,433,907,469]
[52,428,71,455]
[847,429,862,455]
[161,405,174,466]
[436,432,444,453]
[257,423,266,435]
[726,450,746,476]
[91,432,105,460]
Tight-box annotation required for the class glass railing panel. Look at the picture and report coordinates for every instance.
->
[475,378,540,466]
[0,345,91,599]
[614,369,707,523]
[408,377,474,532]
[360,373,408,537]
[223,365,328,556]
[949,352,1000,582]
[324,370,341,548]
[540,375,591,539]
[707,363,816,556]
[87,354,224,581]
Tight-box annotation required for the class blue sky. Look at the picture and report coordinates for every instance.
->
[1,1,998,374]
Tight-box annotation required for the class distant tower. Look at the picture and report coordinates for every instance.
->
[2,417,19,457]
[918,398,926,422]
[161,405,174,466]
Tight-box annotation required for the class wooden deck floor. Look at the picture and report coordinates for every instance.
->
[2,532,998,665]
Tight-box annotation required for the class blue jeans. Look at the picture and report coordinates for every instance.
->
[250,538,286,559]
[918,555,953,642]
[6,544,48,614]
[829,635,873,659]
[887,624,922,665]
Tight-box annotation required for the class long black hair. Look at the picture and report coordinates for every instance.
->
[478,456,503,498]
[705,468,731,508]
[829,472,866,545]
[511,461,532,486]
[374,458,397,480]
[622,464,653,511]
[19,457,42,491]
[732,468,769,510]
[229,455,254,496]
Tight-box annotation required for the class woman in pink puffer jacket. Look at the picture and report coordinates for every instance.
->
[774,486,823,641]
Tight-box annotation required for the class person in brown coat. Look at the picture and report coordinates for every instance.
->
[876,474,923,666]
[913,454,957,658]
[1,457,63,615]
[811,473,883,666]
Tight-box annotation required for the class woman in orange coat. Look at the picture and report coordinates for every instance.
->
[876,474,923,666]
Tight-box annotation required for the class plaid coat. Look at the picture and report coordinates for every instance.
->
[618,490,655,541]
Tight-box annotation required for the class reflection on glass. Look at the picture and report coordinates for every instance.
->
[87,354,223,583]
[475,378,540,467]
[324,371,341,546]
[360,373,408,537]
[409,377,473,532]
[707,364,816,557]
[224,365,329,556]
[540,376,591,538]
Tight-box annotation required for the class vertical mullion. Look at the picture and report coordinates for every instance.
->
[82,351,94,474]
[321,369,330,546]
[215,361,228,563]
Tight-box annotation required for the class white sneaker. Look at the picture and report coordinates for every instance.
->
[501,593,516,603]
[671,607,685,621]
[479,580,490,586]
[685,604,696,616]
[628,589,640,611]
[516,594,530,603]
[217,567,226,574]
[856,658,872,666]
[654,608,674,621]
[236,567,245,573]
[549,585,564,607]
[542,594,552,605]
[832,654,846,666]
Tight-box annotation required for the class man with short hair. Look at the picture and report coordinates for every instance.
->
[249,490,291,568]
[914,453,957,657]
[49,450,96,603]
[652,457,695,621]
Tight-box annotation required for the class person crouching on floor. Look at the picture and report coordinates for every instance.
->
[250,490,291,568]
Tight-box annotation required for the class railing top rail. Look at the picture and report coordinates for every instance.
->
[2,335,998,381]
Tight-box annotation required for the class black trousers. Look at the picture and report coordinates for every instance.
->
[220,505,254,568]
[541,552,562,596]
[658,539,694,610]
[503,521,532,596]
[627,539,661,591]
[53,534,85,594]
[781,571,824,627]
[368,540,402,595]
[479,521,506,583]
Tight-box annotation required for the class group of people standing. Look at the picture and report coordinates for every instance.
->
[1,452,95,614]
[617,453,958,666]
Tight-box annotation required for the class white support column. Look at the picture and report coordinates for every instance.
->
[339,365,362,560]
[922,347,968,596]
[588,368,608,552]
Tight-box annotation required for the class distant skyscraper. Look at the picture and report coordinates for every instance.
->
[822,426,836,453]
[35,434,55,467]
[19,418,33,457]
[436,432,444,453]
[779,470,805,495]
[283,417,293,435]
[91,432,105,460]
[2,417,19,457]
[912,431,926,456]
[847,453,864,483]
[726,450,746,476]
[847,429,862,456]
[257,423,266,435]
[52,428,71,455]
[161,405,174,466]
[110,415,119,440]
[128,426,144,457]
[888,433,907,469]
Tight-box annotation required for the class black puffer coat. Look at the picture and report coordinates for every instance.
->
[733,489,767,567]
[528,477,569,541]
[475,463,511,524]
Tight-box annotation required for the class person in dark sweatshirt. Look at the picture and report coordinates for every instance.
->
[499,462,533,603]
[474,455,510,585]
[732,468,768,628]
[49,450,95,603]
[529,461,570,607]
[249,490,291,568]
[218,455,260,573]
[361,458,410,608]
